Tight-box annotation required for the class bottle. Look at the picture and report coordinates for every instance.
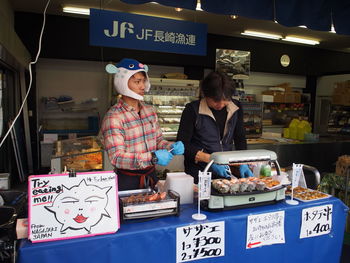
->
[260,164,272,177]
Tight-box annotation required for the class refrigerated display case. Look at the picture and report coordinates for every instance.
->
[144,78,200,140]
[240,102,263,138]
[50,136,112,173]
[327,105,350,134]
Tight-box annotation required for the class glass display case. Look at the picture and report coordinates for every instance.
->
[327,105,350,134]
[240,102,263,138]
[50,136,107,173]
[144,78,200,140]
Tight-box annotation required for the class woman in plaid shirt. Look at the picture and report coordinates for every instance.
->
[101,58,184,190]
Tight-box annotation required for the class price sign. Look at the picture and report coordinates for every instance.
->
[246,211,285,249]
[292,163,303,188]
[176,221,225,262]
[198,171,211,200]
[300,204,333,238]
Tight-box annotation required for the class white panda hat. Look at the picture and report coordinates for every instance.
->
[105,58,150,100]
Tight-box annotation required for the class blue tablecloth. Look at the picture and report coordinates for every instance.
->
[18,197,348,263]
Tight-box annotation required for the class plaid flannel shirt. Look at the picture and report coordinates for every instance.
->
[101,98,172,170]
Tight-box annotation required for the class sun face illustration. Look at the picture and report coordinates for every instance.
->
[45,179,112,233]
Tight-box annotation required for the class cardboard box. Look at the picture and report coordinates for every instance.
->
[284,92,301,103]
[333,93,350,106]
[261,91,285,102]
[0,173,10,190]
[256,94,274,102]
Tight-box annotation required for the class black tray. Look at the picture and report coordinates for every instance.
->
[119,189,180,222]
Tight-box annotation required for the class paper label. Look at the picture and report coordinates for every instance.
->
[198,171,211,200]
[300,204,333,238]
[246,211,285,249]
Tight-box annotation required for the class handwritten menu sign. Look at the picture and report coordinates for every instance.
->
[300,204,333,238]
[198,171,211,200]
[176,221,225,262]
[28,171,119,243]
[246,211,285,249]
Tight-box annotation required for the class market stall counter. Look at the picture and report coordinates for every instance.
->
[18,197,348,263]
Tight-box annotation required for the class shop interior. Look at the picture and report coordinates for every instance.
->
[1,0,350,263]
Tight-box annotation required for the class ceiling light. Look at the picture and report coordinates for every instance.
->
[196,0,203,11]
[241,30,282,40]
[230,15,238,20]
[63,6,90,15]
[175,7,183,12]
[282,36,320,45]
[298,25,307,28]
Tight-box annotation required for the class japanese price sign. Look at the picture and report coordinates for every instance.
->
[198,171,211,200]
[176,221,225,262]
[246,211,285,249]
[300,204,333,238]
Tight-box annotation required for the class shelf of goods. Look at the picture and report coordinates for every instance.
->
[262,102,310,127]
[327,105,350,135]
[241,102,263,138]
[144,78,200,140]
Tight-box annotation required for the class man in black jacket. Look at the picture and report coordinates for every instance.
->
[177,71,253,183]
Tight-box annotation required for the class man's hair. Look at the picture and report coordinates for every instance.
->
[200,71,235,101]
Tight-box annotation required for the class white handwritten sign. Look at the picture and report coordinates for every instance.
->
[176,221,225,262]
[300,204,333,238]
[246,211,285,249]
[292,163,303,188]
[28,171,119,243]
[198,171,211,200]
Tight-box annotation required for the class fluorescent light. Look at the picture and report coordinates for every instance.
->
[196,0,203,11]
[241,30,282,40]
[282,36,320,45]
[63,6,90,15]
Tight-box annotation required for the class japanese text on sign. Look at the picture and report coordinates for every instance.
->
[198,171,211,200]
[246,211,285,249]
[176,221,225,262]
[300,204,333,238]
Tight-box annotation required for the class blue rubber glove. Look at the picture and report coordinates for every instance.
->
[211,164,232,178]
[171,141,184,155]
[154,149,173,166]
[239,164,254,178]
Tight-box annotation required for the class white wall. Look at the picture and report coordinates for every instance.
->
[316,74,350,96]
[37,58,109,116]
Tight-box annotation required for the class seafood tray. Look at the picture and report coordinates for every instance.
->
[201,177,286,211]
[119,188,180,221]
[286,186,331,202]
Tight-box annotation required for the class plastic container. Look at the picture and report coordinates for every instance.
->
[289,119,300,140]
[297,120,312,140]
[0,173,10,190]
[164,172,194,204]
[260,164,272,177]
[283,128,290,138]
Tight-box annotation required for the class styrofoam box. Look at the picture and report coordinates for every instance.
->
[0,173,10,190]
[165,172,194,204]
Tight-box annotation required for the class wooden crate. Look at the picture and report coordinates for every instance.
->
[336,155,350,176]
